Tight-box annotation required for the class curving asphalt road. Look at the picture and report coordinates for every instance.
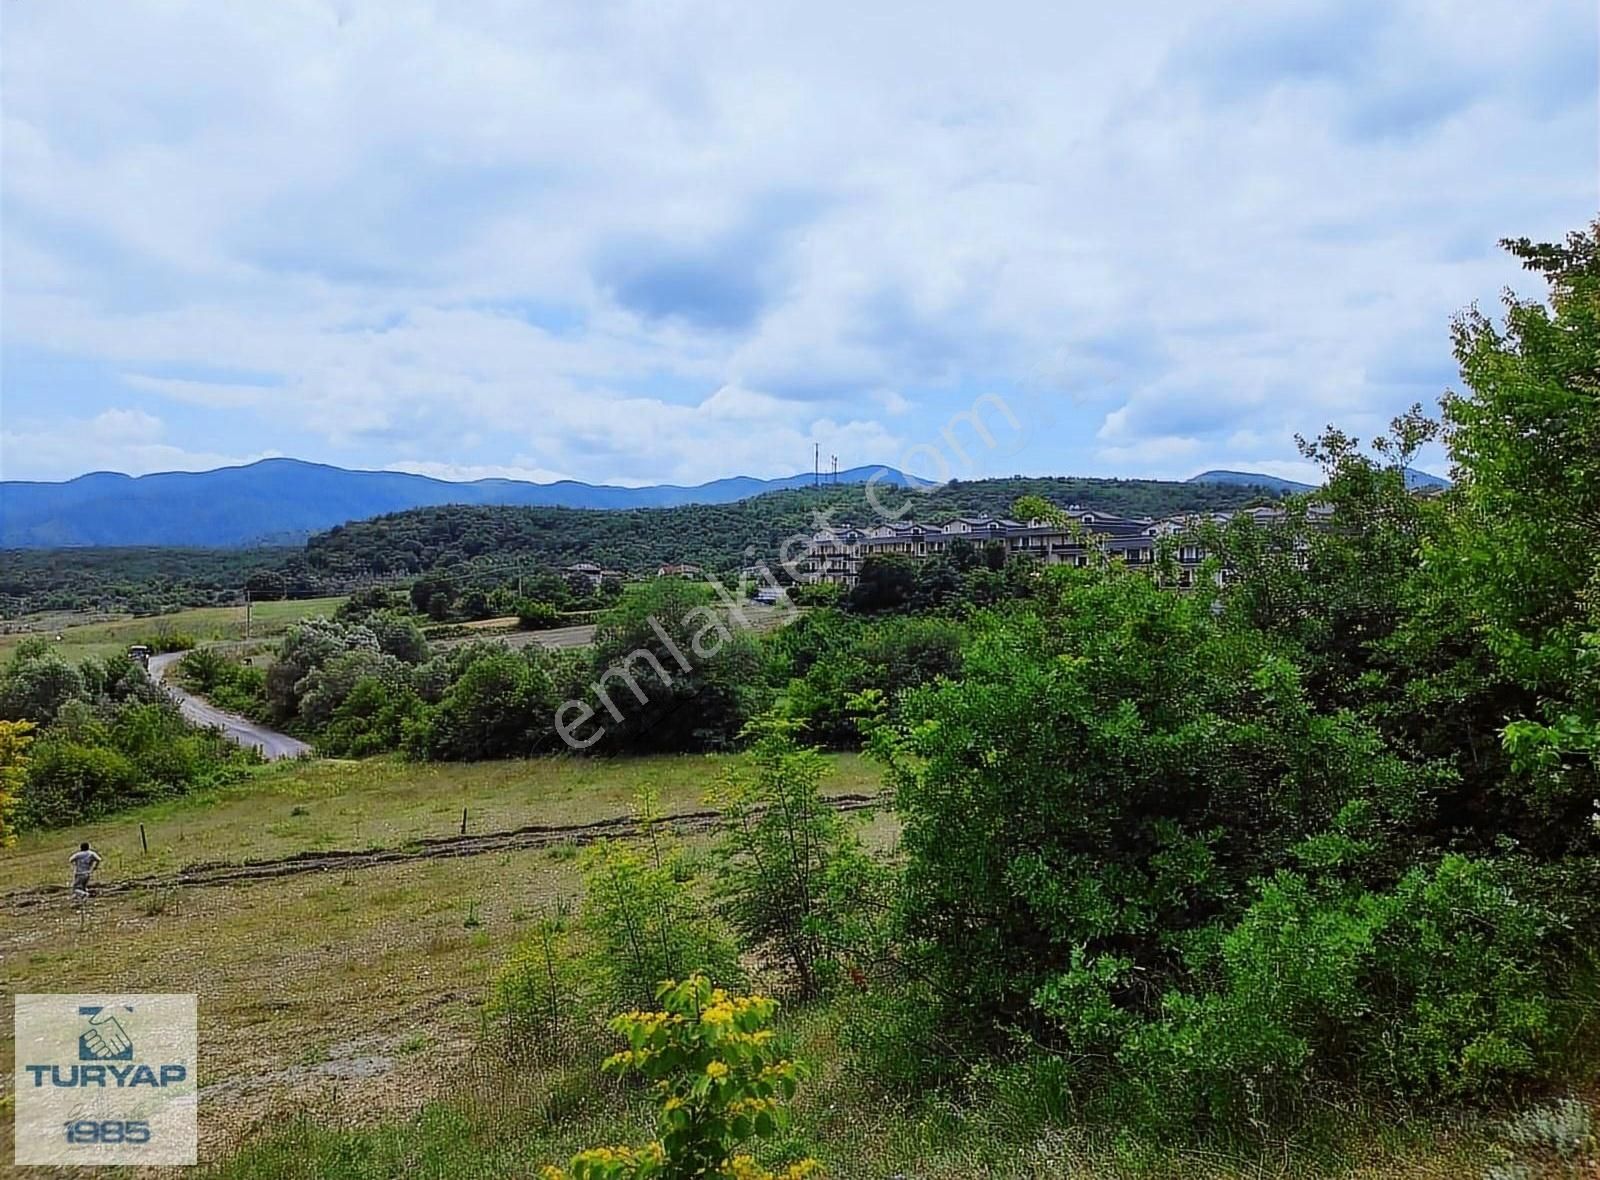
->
[147,652,312,761]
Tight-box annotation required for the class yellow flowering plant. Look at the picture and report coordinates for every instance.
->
[541,975,818,1180]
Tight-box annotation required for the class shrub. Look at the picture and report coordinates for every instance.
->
[541,975,817,1180]
[137,631,196,654]
[486,915,590,1061]
[18,739,143,828]
[516,600,564,630]
[0,719,35,845]
[579,833,742,1011]
[319,678,424,758]
[711,719,886,996]
[877,571,1436,1037]
[0,649,86,723]
[1104,856,1570,1127]
[367,611,430,663]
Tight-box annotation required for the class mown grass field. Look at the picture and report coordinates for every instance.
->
[0,753,881,893]
[0,753,888,1162]
[0,595,346,665]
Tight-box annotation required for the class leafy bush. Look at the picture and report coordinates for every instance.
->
[0,719,35,846]
[319,678,425,758]
[485,914,593,1062]
[17,739,144,828]
[0,647,86,723]
[1106,856,1570,1126]
[711,719,886,995]
[776,612,963,746]
[586,580,766,752]
[403,646,575,760]
[137,631,197,654]
[541,975,817,1180]
[877,570,1437,1036]
[177,649,268,719]
[516,599,564,630]
[578,834,742,1011]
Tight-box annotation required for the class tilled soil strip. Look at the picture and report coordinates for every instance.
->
[2,794,883,910]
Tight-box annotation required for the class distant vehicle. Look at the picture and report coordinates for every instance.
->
[127,645,152,668]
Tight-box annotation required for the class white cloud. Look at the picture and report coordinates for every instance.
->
[0,1,1591,484]
[1,409,275,479]
[385,460,575,484]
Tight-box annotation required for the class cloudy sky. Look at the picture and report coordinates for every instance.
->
[1,1,1593,487]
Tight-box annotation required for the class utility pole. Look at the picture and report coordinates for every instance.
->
[814,442,819,487]
[244,587,252,641]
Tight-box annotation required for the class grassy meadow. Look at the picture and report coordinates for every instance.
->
[0,595,346,665]
[4,749,1589,1179]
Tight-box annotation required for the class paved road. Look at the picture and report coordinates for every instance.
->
[148,652,312,761]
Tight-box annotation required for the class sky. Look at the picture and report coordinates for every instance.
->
[1,0,1594,488]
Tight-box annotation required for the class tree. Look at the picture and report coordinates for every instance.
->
[367,611,429,663]
[846,555,917,614]
[410,572,456,616]
[244,571,287,601]
[406,647,552,760]
[711,719,881,996]
[588,580,764,751]
[265,617,379,721]
[1438,223,1600,847]
[0,649,87,724]
[874,569,1433,1035]
[515,599,563,630]
[0,719,34,846]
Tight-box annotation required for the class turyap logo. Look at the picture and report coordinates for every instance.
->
[21,1003,186,1089]
[13,993,198,1166]
[79,1005,135,1061]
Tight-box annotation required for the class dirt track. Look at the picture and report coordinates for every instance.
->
[0,794,882,909]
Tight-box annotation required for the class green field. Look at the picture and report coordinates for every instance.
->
[0,752,888,1165]
[0,595,346,664]
[3,751,1580,1178]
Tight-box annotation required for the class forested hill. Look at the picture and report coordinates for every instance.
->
[2,475,1285,613]
[303,475,1286,579]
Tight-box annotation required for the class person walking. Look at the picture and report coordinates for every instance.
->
[69,841,102,899]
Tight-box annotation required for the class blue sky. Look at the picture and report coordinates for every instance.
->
[1,0,1594,486]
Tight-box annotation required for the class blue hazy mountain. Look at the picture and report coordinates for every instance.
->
[0,458,917,548]
[1188,467,1450,494]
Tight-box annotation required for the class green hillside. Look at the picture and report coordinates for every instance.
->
[302,475,1285,579]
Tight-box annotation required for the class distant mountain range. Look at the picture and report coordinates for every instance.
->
[0,458,1454,550]
[0,458,919,548]
[1188,467,1451,494]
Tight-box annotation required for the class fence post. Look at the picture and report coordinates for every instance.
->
[461,807,468,836]
[139,824,148,854]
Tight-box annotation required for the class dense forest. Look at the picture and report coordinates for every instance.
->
[0,475,1281,615]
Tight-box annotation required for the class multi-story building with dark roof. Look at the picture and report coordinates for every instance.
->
[795,504,1327,588]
